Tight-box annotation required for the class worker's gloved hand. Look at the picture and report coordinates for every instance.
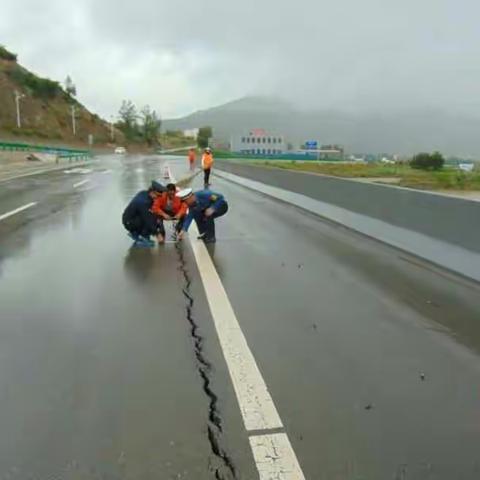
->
[177,230,185,241]
[204,207,215,217]
[163,214,173,220]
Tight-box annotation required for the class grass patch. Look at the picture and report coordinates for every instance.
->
[256,161,480,191]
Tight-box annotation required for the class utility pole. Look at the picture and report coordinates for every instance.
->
[14,90,25,128]
[110,115,115,141]
[71,105,77,136]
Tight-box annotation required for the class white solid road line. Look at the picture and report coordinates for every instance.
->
[189,223,306,479]
[190,221,284,431]
[168,165,305,479]
[250,433,307,479]
[73,179,90,188]
[0,202,37,222]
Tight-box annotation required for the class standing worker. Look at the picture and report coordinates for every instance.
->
[188,148,196,171]
[151,183,188,243]
[122,181,165,247]
[201,147,214,188]
[176,188,228,244]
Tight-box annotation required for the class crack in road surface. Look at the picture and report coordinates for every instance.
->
[175,239,237,480]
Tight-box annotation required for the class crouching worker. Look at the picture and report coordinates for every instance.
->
[176,188,228,244]
[122,180,165,247]
[151,183,188,243]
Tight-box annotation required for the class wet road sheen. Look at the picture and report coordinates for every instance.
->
[0,155,479,479]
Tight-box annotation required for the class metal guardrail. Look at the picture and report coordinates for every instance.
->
[0,141,92,160]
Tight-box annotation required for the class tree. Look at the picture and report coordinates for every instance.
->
[118,100,139,141]
[65,75,77,97]
[0,45,17,61]
[197,126,213,149]
[140,105,161,146]
[410,151,445,170]
[430,151,445,170]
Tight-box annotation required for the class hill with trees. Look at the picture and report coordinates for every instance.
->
[0,45,122,146]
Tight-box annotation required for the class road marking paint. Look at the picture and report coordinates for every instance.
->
[249,433,306,480]
[0,202,37,222]
[64,168,92,174]
[168,165,305,477]
[102,169,113,174]
[189,225,284,432]
[0,162,92,184]
[73,179,90,188]
[188,223,305,478]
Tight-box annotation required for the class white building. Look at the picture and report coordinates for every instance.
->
[230,129,286,155]
[183,128,199,139]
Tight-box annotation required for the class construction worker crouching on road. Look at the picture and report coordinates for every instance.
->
[176,188,228,244]
[201,147,214,188]
[151,183,188,244]
[122,180,165,247]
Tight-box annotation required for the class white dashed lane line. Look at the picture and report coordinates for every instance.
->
[73,179,91,189]
[0,202,37,222]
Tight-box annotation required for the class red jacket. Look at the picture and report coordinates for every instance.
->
[151,193,188,218]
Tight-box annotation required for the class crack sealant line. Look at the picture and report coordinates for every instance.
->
[170,165,306,479]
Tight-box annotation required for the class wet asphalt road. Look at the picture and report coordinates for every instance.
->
[0,154,480,479]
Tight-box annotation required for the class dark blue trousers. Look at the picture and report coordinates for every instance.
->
[194,201,228,240]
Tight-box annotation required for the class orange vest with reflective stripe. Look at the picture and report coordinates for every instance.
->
[202,153,213,170]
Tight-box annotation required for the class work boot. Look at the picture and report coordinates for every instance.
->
[137,236,155,247]
[203,237,216,244]
[197,231,207,240]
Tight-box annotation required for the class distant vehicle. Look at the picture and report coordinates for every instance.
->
[381,157,396,164]
[114,147,126,154]
[458,162,474,172]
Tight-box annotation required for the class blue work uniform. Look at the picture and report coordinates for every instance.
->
[122,190,159,238]
[183,190,228,241]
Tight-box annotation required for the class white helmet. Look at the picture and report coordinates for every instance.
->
[205,147,211,153]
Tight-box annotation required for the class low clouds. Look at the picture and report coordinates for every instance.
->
[2,0,480,119]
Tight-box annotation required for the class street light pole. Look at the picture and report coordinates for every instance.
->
[71,105,76,136]
[14,90,25,128]
[110,115,115,142]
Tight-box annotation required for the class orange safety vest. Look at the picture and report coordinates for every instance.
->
[151,193,188,218]
[202,153,214,170]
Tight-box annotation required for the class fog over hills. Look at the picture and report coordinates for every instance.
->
[164,97,480,156]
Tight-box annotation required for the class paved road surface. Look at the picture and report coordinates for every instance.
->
[0,155,479,479]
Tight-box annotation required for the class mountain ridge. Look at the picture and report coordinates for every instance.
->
[164,96,480,156]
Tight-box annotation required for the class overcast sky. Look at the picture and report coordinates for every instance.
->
[2,0,479,120]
